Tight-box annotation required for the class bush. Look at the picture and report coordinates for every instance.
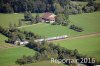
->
[69,25,83,32]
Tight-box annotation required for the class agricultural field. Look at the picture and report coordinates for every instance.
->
[0,13,23,28]
[54,35,100,61]
[20,12,100,38]
[0,47,35,66]
[0,13,40,28]
[69,12,100,35]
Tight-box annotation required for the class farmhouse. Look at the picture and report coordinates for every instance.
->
[41,12,56,23]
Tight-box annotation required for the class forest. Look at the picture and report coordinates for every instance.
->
[0,0,99,13]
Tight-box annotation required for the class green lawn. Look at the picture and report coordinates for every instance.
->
[54,35,100,61]
[0,47,35,66]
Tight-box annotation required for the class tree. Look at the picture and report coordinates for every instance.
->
[9,22,13,29]
[2,3,14,13]
[18,19,23,27]
[73,49,79,56]
[35,52,41,61]
[54,3,63,14]
[64,5,69,20]
[55,14,64,25]
[24,11,32,21]
[31,16,36,24]
[87,0,95,6]
[35,14,41,23]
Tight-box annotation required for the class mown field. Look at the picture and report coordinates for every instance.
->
[54,35,100,61]
[0,47,35,66]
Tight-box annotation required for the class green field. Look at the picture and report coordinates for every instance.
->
[0,13,42,28]
[20,23,72,38]
[0,47,35,66]
[0,34,15,49]
[20,12,100,37]
[69,12,100,34]
[54,35,100,61]
[0,13,23,28]
[0,12,100,38]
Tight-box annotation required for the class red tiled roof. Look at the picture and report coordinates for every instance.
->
[41,12,55,19]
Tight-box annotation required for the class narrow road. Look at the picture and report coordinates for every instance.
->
[49,32,100,42]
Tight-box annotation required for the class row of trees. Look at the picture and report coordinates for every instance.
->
[0,0,99,14]
[0,0,71,13]
[0,25,41,44]
[69,25,84,32]
[16,40,99,65]
[82,0,100,13]
[24,11,41,24]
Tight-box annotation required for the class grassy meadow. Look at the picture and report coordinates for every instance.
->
[20,12,100,38]
[0,34,15,49]
[0,13,40,28]
[54,35,100,61]
[0,47,35,66]
[0,13,23,28]
[0,34,36,66]
[0,7,100,66]
[69,12,100,34]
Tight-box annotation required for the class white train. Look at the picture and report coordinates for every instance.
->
[35,35,68,42]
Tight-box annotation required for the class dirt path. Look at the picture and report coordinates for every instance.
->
[17,23,42,28]
[49,32,100,42]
